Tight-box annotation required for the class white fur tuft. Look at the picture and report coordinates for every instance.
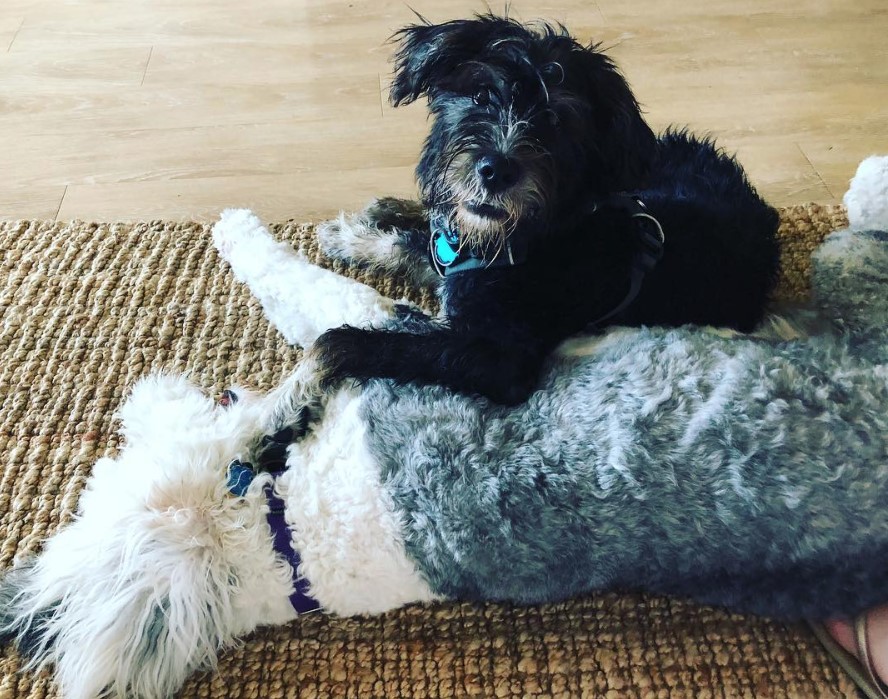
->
[843,155,888,231]
[1,371,438,697]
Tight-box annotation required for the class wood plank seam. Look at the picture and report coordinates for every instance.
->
[797,142,836,200]
[6,17,23,52]
[140,45,154,87]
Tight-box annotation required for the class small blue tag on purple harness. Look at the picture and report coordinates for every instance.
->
[226,460,255,497]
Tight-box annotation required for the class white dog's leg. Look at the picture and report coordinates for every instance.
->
[212,209,398,347]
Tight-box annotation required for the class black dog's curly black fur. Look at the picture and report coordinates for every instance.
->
[310,15,780,405]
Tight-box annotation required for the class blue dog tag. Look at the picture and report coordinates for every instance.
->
[433,225,460,267]
[226,460,255,497]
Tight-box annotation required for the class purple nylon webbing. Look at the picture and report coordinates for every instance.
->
[263,476,322,614]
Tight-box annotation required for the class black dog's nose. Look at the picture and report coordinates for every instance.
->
[476,154,521,193]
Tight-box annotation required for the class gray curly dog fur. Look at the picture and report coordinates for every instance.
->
[362,227,888,620]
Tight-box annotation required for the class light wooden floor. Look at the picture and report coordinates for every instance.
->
[1,0,885,222]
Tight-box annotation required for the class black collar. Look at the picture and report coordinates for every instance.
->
[428,212,532,277]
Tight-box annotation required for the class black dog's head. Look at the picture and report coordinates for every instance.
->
[391,14,657,248]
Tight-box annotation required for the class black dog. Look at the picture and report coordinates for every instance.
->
[307,15,780,406]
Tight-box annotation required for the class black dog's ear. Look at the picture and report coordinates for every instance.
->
[389,21,454,106]
[390,17,503,106]
[563,45,658,190]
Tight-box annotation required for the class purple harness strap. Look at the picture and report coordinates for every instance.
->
[262,476,322,614]
[227,459,321,614]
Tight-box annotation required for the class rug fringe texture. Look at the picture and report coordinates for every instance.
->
[0,204,857,698]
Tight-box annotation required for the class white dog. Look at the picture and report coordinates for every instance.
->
[2,158,888,699]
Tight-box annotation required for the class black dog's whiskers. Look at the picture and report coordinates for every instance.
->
[308,13,781,408]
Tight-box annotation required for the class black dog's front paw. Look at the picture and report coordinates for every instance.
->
[482,378,537,406]
[463,344,540,406]
[314,326,543,406]
[312,326,370,386]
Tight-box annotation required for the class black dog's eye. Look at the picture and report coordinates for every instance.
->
[472,86,492,107]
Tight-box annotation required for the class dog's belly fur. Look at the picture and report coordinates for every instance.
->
[277,388,439,616]
[352,326,888,620]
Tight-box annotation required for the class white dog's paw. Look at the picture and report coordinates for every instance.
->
[212,208,304,288]
[317,198,427,264]
[212,208,268,259]
[116,374,207,443]
[316,199,439,288]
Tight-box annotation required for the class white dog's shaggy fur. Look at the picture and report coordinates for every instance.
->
[2,156,888,699]
[844,155,888,232]
[2,373,437,699]
[2,377,297,699]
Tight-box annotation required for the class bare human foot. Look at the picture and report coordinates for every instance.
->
[824,605,888,698]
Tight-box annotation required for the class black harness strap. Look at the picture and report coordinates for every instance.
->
[586,195,666,328]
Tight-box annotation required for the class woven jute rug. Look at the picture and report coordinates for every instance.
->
[0,204,859,699]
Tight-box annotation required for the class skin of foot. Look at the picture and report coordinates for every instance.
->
[826,604,888,685]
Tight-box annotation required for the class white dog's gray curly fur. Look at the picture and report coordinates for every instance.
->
[1,157,887,699]
[360,223,888,618]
